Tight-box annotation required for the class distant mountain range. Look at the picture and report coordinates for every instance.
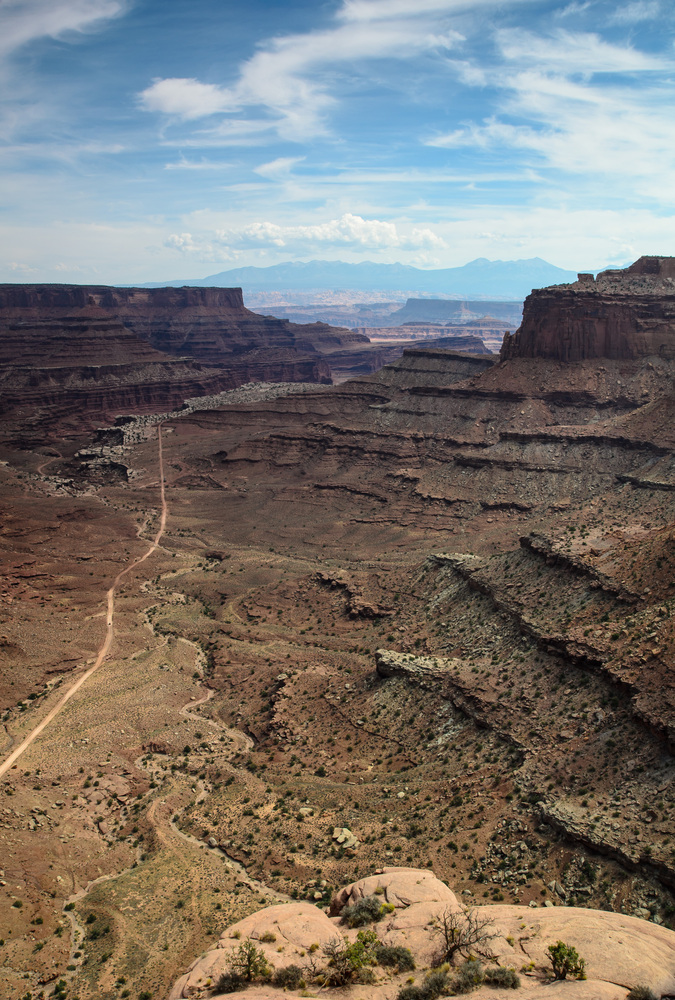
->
[143,257,581,300]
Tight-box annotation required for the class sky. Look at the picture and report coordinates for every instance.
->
[1,0,674,283]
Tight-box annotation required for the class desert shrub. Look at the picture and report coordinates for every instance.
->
[484,966,520,988]
[213,972,246,994]
[626,988,657,1000]
[272,964,304,989]
[452,959,484,994]
[397,969,451,1000]
[434,907,497,965]
[397,987,426,1000]
[422,969,451,999]
[322,929,378,986]
[341,894,395,927]
[547,941,586,981]
[374,943,416,971]
[260,931,277,943]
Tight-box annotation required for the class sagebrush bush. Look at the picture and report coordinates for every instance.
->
[341,894,395,927]
[452,959,484,994]
[272,964,304,989]
[484,966,520,989]
[626,987,657,1000]
[374,944,416,971]
[397,986,426,1000]
[396,968,450,1000]
[213,971,246,994]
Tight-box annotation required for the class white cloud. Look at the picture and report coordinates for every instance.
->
[607,1,661,24]
[338,0,516,22]
[140,78,237,120]
[138,0,483,141]
[496,27,666,74]
[164,157,232,171]
[0,0,125,58]
[164,213,447,258]
[427,24,675,201]
[254,156,305,179]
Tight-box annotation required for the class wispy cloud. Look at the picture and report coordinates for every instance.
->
[496,27,667,74]
[607,0,661,25]
[427,26,675,200]
[164,156,232,171]
[254,156,305,179]
[138,0,487,141]
[0,0,125,58]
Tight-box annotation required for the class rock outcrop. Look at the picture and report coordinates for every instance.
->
[169,867,675,1000]
[501,256,675,362]
[0,283,356,434]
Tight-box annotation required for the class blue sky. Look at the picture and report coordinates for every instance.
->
[1,0,674,283]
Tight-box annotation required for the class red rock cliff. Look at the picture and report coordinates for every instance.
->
[0,284,363,364]
[501,256,675,362]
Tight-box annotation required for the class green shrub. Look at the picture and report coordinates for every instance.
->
[213,972,246,994]
[374,944,415,971]
[397,987,426,1000]
[397,968,450,1000]
[547,941,586,980]
[626,988,657,1000]
[322,929,378,986]
[341,894,395,927]
[484,966,520,988]
[272,964,304,989]
[422,969,450,998]
[452,959,484,994]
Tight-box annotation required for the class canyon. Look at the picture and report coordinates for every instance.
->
[0,257,674,1000]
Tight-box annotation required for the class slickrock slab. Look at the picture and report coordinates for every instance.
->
[484,903,675,997]
[168,902,338,1000]
[170,868,675,1000]
[329,865,458,915]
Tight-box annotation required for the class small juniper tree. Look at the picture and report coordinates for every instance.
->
[547,941,586,980]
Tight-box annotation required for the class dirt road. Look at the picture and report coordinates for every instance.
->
[0,426,167,780]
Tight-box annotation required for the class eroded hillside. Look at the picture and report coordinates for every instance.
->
[1,259,674,1000]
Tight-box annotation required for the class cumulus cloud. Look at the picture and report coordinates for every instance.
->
[0,0,125,58]
[139,78,237,120]
[164,213,447,258]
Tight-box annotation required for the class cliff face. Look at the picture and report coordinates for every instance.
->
[501,256,675,361]
[0,284,341,435]
[0,283,362,363]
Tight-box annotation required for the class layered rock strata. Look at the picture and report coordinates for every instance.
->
[502,256,675,361]
[0,283,349,434]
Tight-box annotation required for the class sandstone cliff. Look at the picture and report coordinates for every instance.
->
[0,283,349,435]
[501,256,675,362]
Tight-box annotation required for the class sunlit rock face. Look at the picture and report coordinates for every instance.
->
[501,257,675,362]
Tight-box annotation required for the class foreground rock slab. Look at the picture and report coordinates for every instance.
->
[169,867,675,1000]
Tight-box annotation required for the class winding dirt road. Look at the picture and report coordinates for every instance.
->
[0,427,167,780]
